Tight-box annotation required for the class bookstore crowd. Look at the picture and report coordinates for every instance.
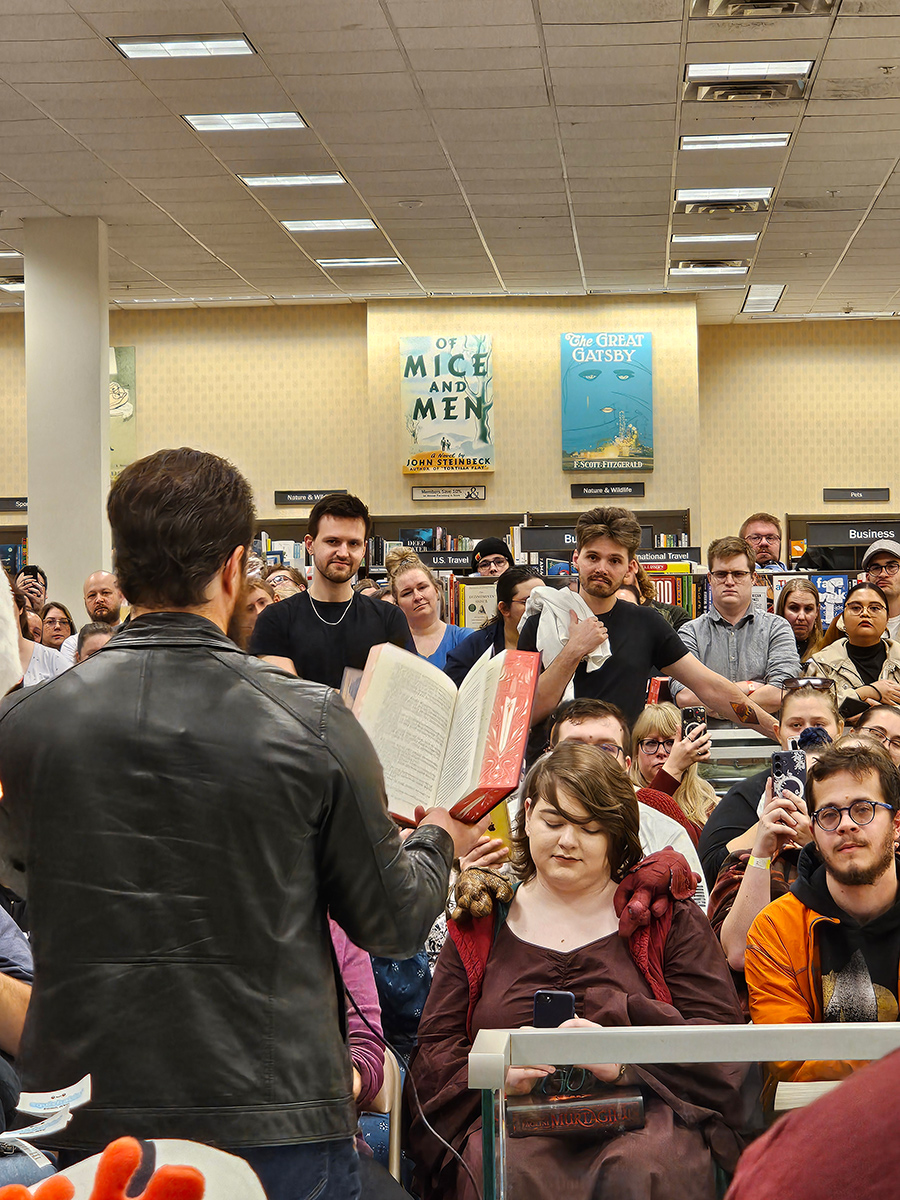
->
[0,455,898,1199]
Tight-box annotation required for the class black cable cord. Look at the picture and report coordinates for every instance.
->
[344,985,485,1200]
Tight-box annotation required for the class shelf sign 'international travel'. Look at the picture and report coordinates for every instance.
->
[560,333,653,473]
[401,334,494,473]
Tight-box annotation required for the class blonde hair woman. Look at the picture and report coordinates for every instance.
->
[629,702,717,836]
[385,547,474,668]
[776,578,824,661]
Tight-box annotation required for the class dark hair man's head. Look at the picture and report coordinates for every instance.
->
[806,744,900,889]
[574,506,642,557]
[548,697,631,769]
[572,507,642,604]
[307,494,372,542]
[108,448,255,610]
[76,622,115,662]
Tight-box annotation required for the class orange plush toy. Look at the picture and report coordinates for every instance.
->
[0,1137,205,1200]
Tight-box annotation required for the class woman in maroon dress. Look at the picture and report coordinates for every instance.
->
[407,743,750,1200]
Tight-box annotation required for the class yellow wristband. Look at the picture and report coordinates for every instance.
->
[748,855,772,871]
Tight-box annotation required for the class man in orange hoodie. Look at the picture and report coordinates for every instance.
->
[745,743,900,1084]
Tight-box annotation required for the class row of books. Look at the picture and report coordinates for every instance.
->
[654,533,690,547]
[0,544,25,577]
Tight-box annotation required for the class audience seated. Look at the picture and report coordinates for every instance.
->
[856,703,900,765]
[38,602,76,652]
[385,547,473,668]
[699,679,843,887]
[775,578,824,661]
[408,743,749,1200]
[804,581,900,721]
[628,702,716,843]
[444,565,542,686]
[670,537,801,723]
[745,744,900,1086]
[547,699,708,904]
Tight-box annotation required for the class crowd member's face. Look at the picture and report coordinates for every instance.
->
[777,692,842,749]
[84,573,123,625]
[16,572,46,610]
[573,536,631,602]
[865,555,900,604]
[615,587,639,605]
[25,611,42,642]
[556,715,630,770]
[305,516,366,585]
[843,588,888,647]
[76,631,113,662]
[41,606,71,650]
[782,591,819,642]
[524,792,612,894]
[499,577,543,634]
[477,554,509,577]
[709,554,753,614]
[743,522,781,566]
[395,569,440,626]
[636,728,674,786]
[811,769,898,888]
[859,708,900,767]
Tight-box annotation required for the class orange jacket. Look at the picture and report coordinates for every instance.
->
[745,891,867,1084]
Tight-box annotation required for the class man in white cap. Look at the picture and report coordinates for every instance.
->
[862,539,900,641]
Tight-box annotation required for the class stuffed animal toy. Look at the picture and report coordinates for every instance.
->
[451,867,513,922]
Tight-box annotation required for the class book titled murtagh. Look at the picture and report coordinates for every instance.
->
[506,1088,644,1139]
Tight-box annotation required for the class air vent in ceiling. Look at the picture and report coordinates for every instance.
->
[676,199,769,215]
[693,0,833,16]
[673,260,749,270]
[694,80,800,101]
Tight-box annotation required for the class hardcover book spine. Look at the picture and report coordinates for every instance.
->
[507,1090,644,1138]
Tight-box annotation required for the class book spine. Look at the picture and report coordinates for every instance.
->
[507,1091,644,1139]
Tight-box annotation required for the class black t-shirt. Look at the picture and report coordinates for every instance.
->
[517,600,687,726]
[698,767,768,889]
[249,591,414,688]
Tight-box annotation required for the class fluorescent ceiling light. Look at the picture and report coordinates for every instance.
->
[669,266,748,275]
[742,284,785,313]
[0,251,21,259]
[316,257,401,268]
[0,282,24,292]
[113,35,254,59]
[681,133,791,150]
[806,311,894,319]
[671,233,759,243]
[184,112,305,132]
[240,173,344,187]
[685,61,812,83]
[676,187,773,202]
[283,219,375,232]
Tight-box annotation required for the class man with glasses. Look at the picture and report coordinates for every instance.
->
[861,538,900,640]
[857,705,900,767]
[470,537,513,576]
[670,537,801,725]
[739,512,787,571]
[548,698,707,907]
[745,743,900,1084]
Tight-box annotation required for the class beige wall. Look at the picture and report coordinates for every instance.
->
[698,321,900,549]
[0,314,25,528]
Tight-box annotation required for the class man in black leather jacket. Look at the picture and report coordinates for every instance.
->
[0,448,484,1200]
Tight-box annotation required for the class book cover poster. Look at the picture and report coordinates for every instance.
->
[560,333,653,472]
[401,334,493,473]
[110,345,136,481]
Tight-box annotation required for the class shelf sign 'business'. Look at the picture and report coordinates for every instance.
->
[561,333,653,473]
[401,334,494,474]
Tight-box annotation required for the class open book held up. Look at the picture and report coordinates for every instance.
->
[352,643,540,824]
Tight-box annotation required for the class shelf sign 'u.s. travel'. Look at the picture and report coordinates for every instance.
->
[560,333,653,473]
[401,334,494,473]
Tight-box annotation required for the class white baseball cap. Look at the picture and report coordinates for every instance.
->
[862,539,900,569]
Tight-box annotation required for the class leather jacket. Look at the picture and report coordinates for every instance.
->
[0,613,454,1150]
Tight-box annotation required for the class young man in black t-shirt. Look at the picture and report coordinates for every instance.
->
[517,505,778,737]
[250,495,413,688]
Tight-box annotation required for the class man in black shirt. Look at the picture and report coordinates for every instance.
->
[518,506,779,737]
[250,494,413,687]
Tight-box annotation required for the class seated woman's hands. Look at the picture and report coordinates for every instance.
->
[505,1063,555,1096]
[558,1016,622,1085]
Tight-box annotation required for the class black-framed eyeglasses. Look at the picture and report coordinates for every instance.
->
[845,601,887,617]
[710,570,752,583]
[866,561,900,578]
[860,728,900,753]
[638,738,674,755]
[812,800,894,832]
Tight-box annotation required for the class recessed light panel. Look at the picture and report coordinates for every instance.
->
[685,61,812,82]
[240,174,344,187]
[113,35,254,59]
[283,219,376,232]
[676,188,773,202]
[670,266,748,275]
[671,233,759,243]
[742,284,786,312]
[681,133,791,150]
[184,112,305,132]
[0,251,22,259]
[316,257,401,268]
[0,282,25,292]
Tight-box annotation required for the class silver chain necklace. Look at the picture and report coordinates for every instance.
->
[308,594,354,627]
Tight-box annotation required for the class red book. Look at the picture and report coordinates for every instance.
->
[353,644,539,825]
[507,1087,644,1139]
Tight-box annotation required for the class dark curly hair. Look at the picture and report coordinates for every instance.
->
[107,447,255,608]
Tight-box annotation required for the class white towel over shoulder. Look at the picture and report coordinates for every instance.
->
[520,585,611,704]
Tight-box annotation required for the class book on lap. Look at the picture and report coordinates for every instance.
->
[353,643,539,824]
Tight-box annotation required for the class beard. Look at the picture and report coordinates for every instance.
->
[89,605,121,626]
[579,572,622,600]
[317,557,357,584]
[226,577,252,650]
[823,826,897,887]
